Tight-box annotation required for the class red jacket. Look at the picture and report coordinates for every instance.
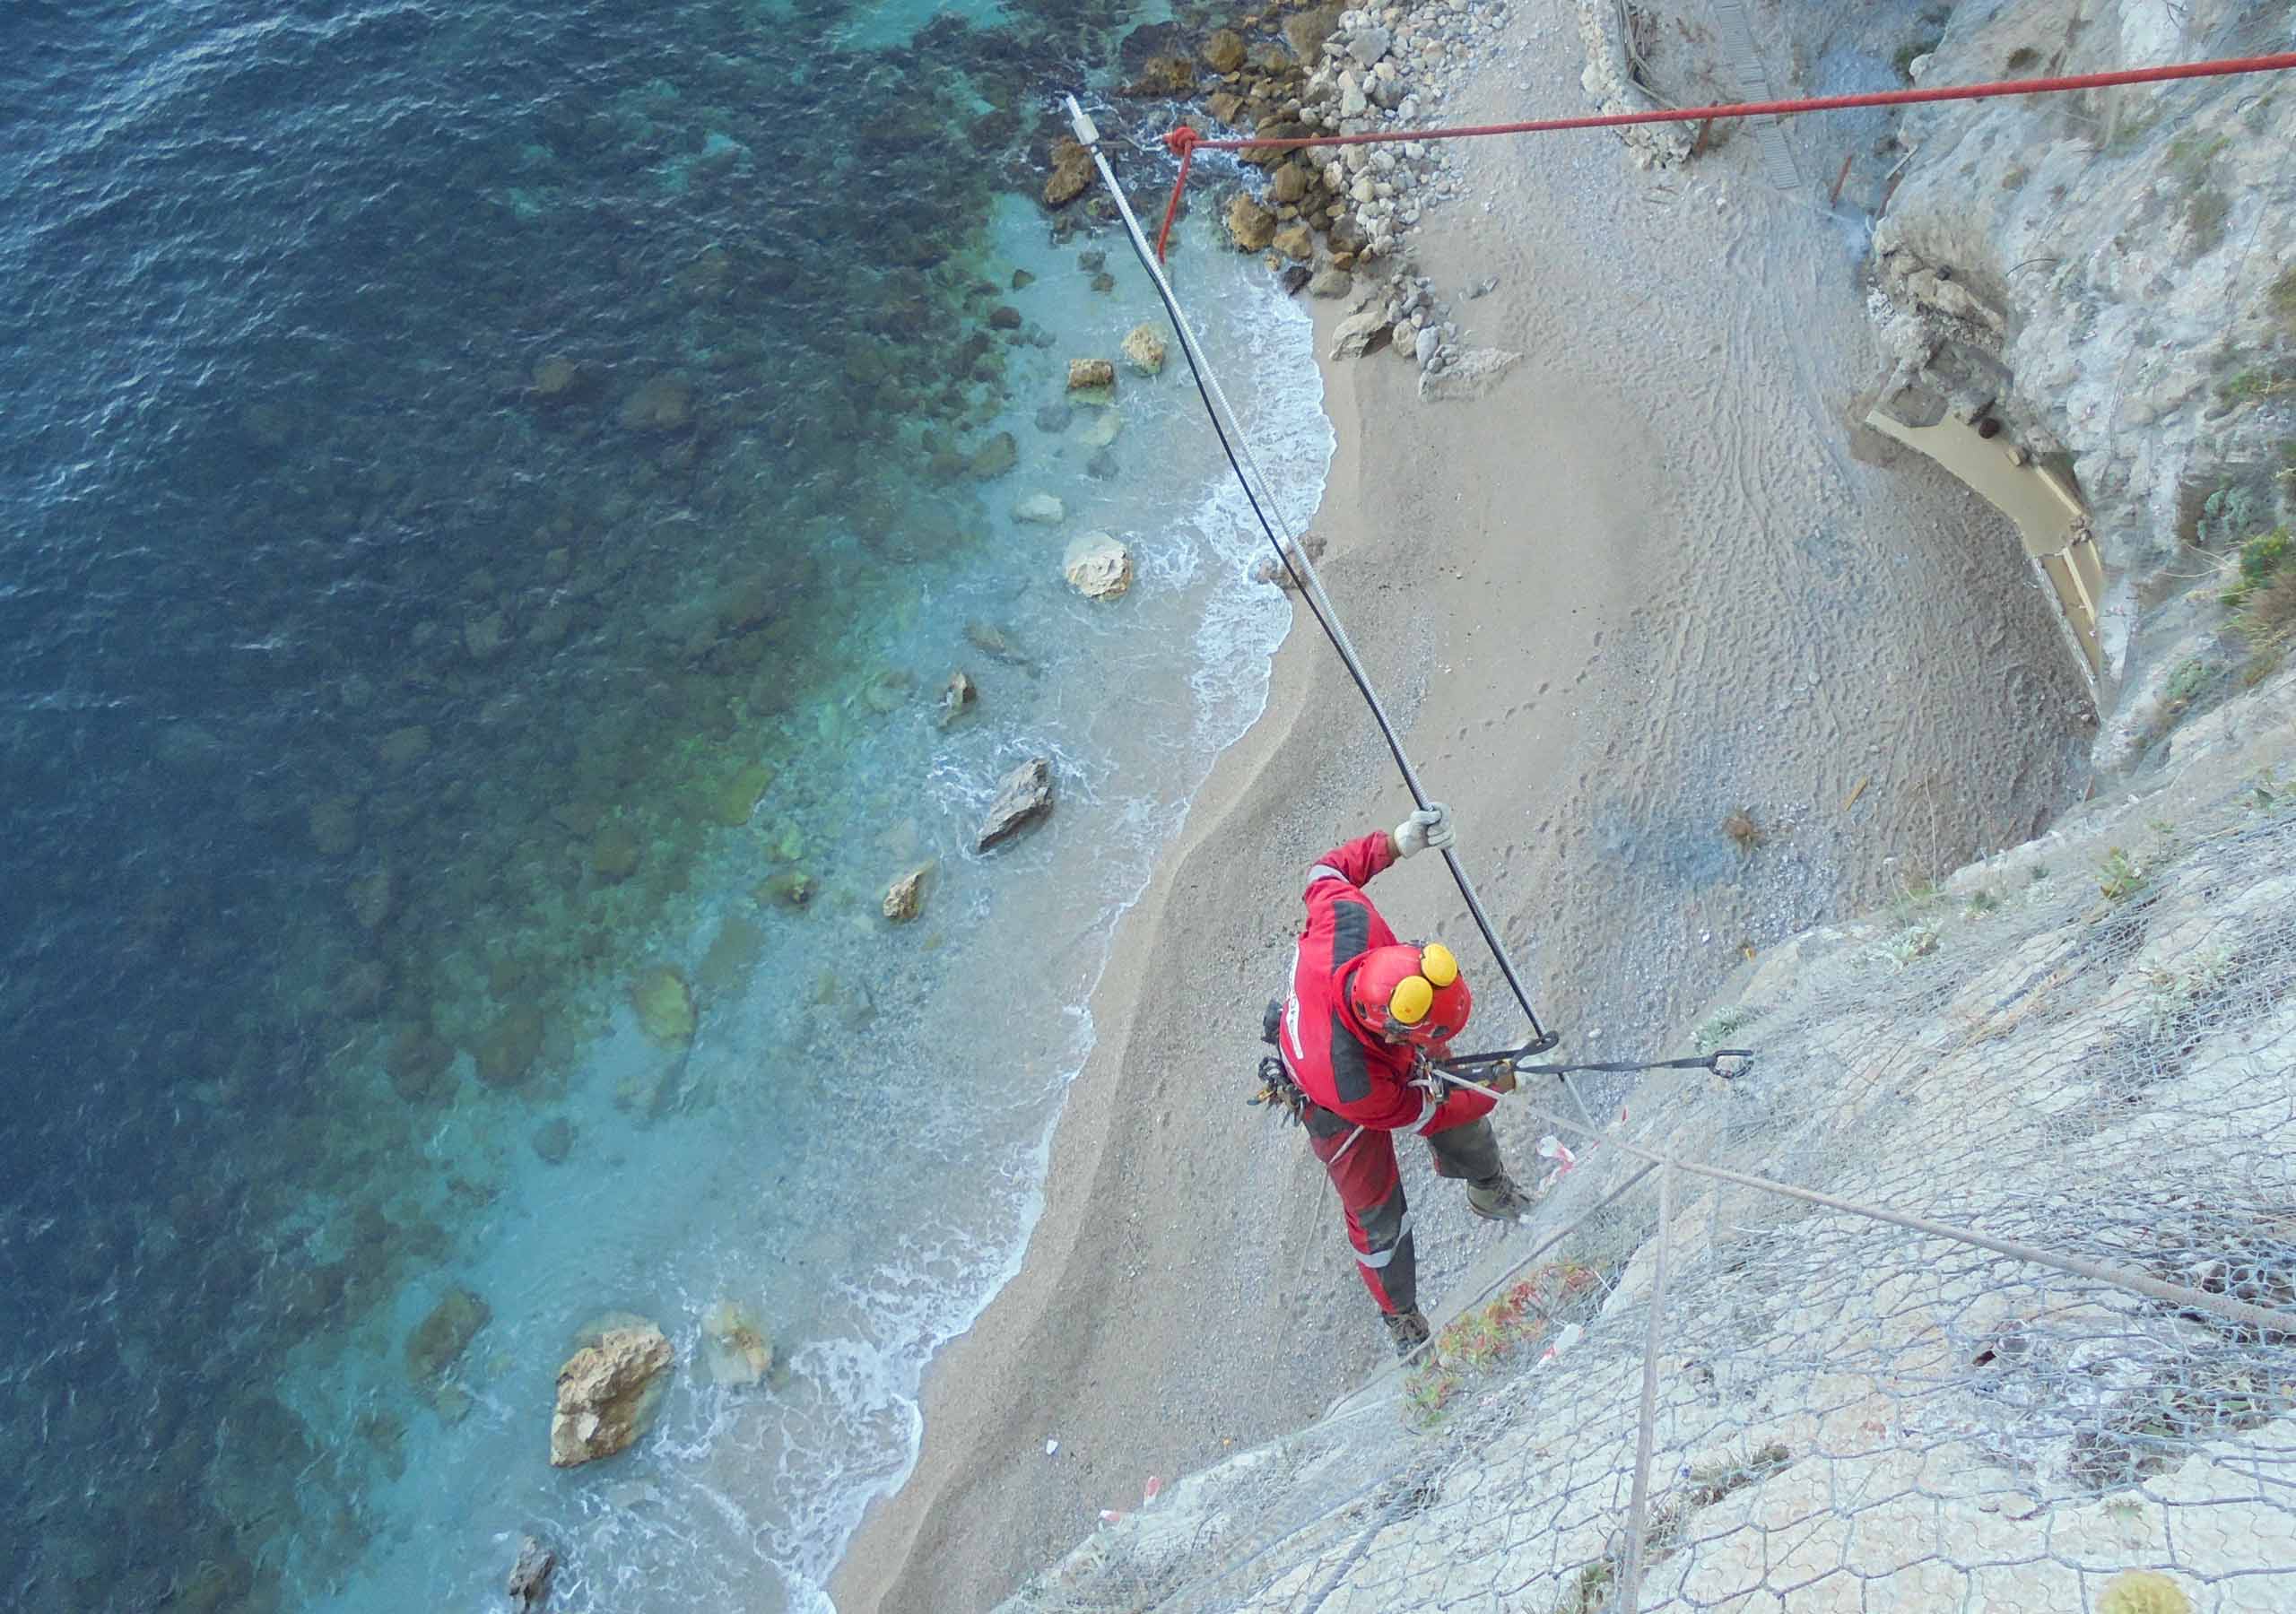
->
[1278,832,1496,1133]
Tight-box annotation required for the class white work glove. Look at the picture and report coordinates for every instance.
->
[1392,802,1455,859]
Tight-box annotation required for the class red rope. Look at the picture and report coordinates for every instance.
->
[1155,126,1200,262]
[1179,50,2296,154]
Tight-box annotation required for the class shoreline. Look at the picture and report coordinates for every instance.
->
[831,297,1381,1610]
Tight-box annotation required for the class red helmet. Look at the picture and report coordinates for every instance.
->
[1344,942,1471,1046]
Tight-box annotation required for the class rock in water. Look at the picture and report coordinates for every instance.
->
[405,1287,491,1385]
[883,864,932,923]
[969,431,1018,480]
[629,966,697,1044]
[1201,29,1247,73]
[1063,534,1135,600]
[550,1324,674,1468]
[964,621,1034,667]
[1065,358,1116,391]
[309,794,361,857]
[1120,325,1167,376]
[700,1299,774,1388]
[1013,492,1065,525]
[1224,195,1277,252]
[977,758,1055,850]
[1043,138,1093,207]
[475,1005,545,1089]
[618,375,692,432]
[938,670,978,728]
[508,1537,557,1613]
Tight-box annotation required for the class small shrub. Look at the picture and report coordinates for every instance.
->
[2006,45,2039,72]
[1885,923,1941,966]
[2237,559,2296,645]
[1893,35,1943,79]
[1401,1266,1602,1428]
[2271,263,2296,334]
[2098,846,2146,902]
[2161,657,2215,705]
[2182,187,2231,258]
[2219,368,2296,408]
[1721,809,1764,852]
[2222,526,2292,606]
[2167,131,2230,177]
[1966,888,2002,915]
[1695,1005,1757,1052]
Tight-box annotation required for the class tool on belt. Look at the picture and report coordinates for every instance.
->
[1248,998,1311,1125]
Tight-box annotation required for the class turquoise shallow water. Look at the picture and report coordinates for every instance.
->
[0,1,1326,1607]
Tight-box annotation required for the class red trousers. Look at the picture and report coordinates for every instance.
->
[1304,1090,1501,1315]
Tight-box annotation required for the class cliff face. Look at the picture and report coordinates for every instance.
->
[1868,0,2296,763]
[1004,664,2296,1612]
[996,6,2296,1610]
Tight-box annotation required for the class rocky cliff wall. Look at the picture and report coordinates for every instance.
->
[1868,0,2296,765]
[995,5,2296,1607]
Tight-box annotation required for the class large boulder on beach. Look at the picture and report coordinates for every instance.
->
[1272,222,1316,263]
[1283,4,1342,64]
[550,1323,674,1468]
[1201,29,1248,73]
[1064,534,1135,600]
[977,758,1055,850]
[1224,195,1277,252]
[1328,308,1394,361]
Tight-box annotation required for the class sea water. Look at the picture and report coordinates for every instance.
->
[0,2,1327,1609]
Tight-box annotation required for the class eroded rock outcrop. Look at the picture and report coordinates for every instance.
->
[977,758,1055,850]
[550,1323,674,1468]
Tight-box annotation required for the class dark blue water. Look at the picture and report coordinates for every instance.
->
[0,2,1331,1609]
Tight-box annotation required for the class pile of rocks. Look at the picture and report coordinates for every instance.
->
[1326,265,1521,395]
[1287,1,1506,263]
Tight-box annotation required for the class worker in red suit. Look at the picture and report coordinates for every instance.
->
[1277,803,1529,1357]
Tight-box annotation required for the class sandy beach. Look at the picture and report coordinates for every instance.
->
[834,3,2100,1605]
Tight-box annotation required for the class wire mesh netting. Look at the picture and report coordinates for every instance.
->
[999,751,2296,1613]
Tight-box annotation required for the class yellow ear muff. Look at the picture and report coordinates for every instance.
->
[1389,974,1434,1025]
[1419,943,1458,989]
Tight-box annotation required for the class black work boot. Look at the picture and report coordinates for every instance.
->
[1382,1306,1431,1358]
[1467,1172,1531,1223]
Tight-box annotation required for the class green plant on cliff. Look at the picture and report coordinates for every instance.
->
[2235,563,2296,681]
[2270,263,2296,334]
[2098,846,2146,902]
[2219,366,2296,408]
[2222,526,2292,606]
[1695,1005,1757,1052]
[1403,1264,1603,1429]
